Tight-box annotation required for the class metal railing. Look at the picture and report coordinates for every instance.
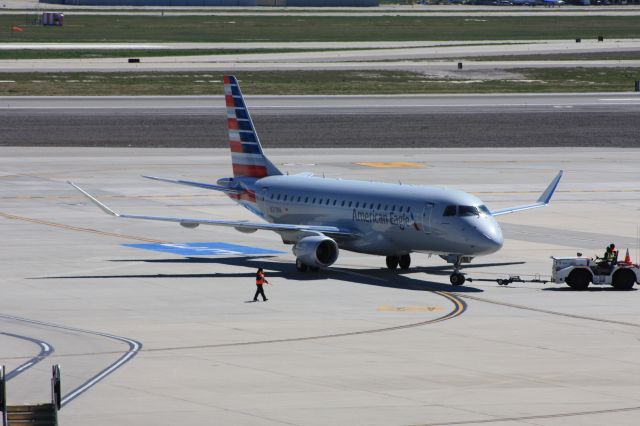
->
[1,365,6,426]
[51,365,61,426]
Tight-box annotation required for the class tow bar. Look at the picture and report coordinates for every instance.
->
[466,275,549,286]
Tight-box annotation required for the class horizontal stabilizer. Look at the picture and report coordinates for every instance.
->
[142,175,241,193]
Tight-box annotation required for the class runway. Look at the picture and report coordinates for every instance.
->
[2,146,640,426]
[1,94,639,147]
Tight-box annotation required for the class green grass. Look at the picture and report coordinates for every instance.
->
[0,69,638,96]
[2,15,640,43]
[0,48,317,60]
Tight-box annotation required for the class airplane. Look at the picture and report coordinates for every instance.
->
[70,75,563,286]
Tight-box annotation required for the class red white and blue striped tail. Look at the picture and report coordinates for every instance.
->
[224,75,282,179]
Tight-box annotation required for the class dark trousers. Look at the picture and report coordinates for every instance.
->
[254,284,267,301]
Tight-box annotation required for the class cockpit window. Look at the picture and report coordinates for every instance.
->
[478,205,491,215]
[458,206,480,217]
[443,205,457,216]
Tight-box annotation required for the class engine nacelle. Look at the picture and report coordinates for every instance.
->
[234,226,257,234]
[180,221,199,229]
[293,235,339,268]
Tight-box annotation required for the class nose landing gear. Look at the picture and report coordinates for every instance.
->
[450,272,466,286]
[449,256,466,286]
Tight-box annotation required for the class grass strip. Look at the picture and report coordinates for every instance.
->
[2,15,640,43]
[0,48,318,60]
[462,51,640,61]
[0,69,639,96]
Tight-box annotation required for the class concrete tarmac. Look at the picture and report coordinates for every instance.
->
[2,39,639,73]
[3,58,640,73]
[2,146,640,426]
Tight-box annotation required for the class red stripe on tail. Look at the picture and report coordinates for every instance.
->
[232,164,268,178]
[229,141,243,153]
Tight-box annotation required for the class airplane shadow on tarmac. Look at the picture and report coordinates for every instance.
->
[542,286,637,292]
[32,256,525,294]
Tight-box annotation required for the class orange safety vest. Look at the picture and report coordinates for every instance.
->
[256,272,265,285]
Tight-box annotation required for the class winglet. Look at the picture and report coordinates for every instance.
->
[68,181,120,217]
[490,170,564,216]
[536,170,563,205]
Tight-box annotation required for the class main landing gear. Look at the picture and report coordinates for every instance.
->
[296,258,318,272]
[386,254,411,270]
[385,253,467,286]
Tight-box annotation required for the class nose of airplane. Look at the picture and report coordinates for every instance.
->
[474,218,504,254]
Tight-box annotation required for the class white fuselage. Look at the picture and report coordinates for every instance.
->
[246,175,503,257]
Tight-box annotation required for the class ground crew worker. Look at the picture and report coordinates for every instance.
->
[598,245,612,270]
[253,267,270,302]
[599,243,617,269]
[608,243,618,264]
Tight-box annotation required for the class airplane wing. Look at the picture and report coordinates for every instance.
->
[490,170,563,217]
[142,175,240,193]
[68,182,358,238]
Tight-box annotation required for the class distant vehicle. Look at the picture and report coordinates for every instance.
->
[71,76,563,286]
[551,256,639,290]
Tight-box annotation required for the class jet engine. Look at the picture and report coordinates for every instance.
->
[293,235,339,268]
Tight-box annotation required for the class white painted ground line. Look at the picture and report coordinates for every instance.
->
[15,362,34,373]
[3,102,637,110]
[61,335,141,405]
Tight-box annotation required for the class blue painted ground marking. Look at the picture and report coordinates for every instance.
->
[123,242,285,256]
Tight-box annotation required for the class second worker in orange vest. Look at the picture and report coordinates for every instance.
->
[253,267,270,302]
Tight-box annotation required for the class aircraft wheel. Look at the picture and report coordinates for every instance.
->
[399,254,411,270]
[296,258,308,272]
[450,273,466,286]
[565,269,591,290]
[386,256,399,270]
[612,269,636,290]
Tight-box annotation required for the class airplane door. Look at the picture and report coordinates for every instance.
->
[422,203,434,234]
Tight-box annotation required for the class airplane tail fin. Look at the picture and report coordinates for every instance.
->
[224,75,282,179]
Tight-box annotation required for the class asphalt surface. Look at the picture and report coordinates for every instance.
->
[1,94,639,147]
